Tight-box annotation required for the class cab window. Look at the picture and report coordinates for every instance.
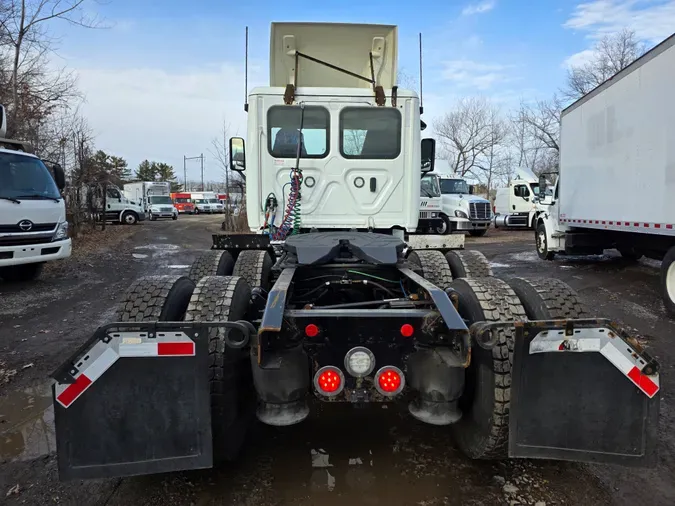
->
[514,184,530,198]
[267,105,329,158]
[340,107,401,159]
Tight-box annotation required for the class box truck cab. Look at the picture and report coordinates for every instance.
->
[191,192,223,214]
[124,181,177,221]
[438,176,491,236]
[0,106,71,282]
[170,192,195,214]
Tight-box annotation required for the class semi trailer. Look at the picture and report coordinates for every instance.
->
[51,22,659,482]
[535,31,675,316]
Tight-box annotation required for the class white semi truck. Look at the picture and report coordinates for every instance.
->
[535,32,675,316]
[50,22,659,483]
[494,167,550,229]
[0,105,71,282]
[438,175,491,236]
[418,172,443,233]
[124,181,177,221]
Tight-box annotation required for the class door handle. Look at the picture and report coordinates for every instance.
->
[512,205,515,210]
[370,177,377,192]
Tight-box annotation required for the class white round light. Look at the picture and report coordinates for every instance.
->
[344,346,375,377]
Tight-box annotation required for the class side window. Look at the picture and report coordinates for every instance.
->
[107,188,120,199]
[514,185,530,198]
[267,105,329,158]
[340,108,401,159]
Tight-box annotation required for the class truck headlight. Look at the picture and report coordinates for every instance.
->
[53,221,69,241]
[455,210,468,219]
[431,212,438,218]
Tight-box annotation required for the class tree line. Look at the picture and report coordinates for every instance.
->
[433,28,649,196]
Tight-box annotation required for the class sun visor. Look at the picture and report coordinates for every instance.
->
[270,22,398,89]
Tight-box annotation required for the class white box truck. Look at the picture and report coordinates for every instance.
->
[124,181,177,221]
[0,105,71,282]
[535,32,675,315]
[494,167,553,229]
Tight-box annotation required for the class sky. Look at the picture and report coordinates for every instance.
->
[46,0,675,182]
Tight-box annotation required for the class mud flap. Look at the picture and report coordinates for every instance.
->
[51,322,218,481]
[508,319,660,466]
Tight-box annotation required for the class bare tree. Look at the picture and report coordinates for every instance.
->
[516,95,563,161]
[563,28,648,101]
[435,96,503,177]
[210,119,246,230]
[471,105,508,192]
[0,0,101,137]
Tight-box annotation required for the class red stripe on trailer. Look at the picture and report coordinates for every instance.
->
[627,366,659,397]
[655,224,661,228]
[56,374,92,408]
[158,342,195,356]
[668,225,673,229]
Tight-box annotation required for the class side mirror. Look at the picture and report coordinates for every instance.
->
[229,137,246,171]
[51,162,66,190]
[0,104,6,138]
[538,174,547,196]
[469,185,475,195]
[421,138,435,173]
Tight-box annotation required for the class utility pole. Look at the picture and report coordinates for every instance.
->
[183,155,187,190]
[201,153,204,191]
[184,154,204,191]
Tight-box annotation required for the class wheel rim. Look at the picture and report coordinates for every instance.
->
[125,214,135,224]
[667,263,675,304]
[537,231,546,254]
[435,221,447,234]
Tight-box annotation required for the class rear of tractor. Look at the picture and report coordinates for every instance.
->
[51,231,660,481]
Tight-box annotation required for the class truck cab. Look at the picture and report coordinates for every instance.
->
[171,192,195,214]
[0,106,71,281]
[418,172,443,233]
[494,168,548,229]
[438,176,491,236]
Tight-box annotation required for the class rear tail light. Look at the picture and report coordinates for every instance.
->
[313,366,345,397]
[375,366,405,396]
[344,346,375,378]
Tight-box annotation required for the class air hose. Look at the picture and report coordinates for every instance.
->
[273,103,306,241]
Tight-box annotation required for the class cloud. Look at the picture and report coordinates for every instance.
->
[440,60,514,90]
[562,48,597,68]
[461,1,496,16]
[74,61,266,181]
[564,0,675,43]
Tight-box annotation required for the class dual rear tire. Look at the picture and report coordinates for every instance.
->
[115,273,255,463]
[449,276,591,458]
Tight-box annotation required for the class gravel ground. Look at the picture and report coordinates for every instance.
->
[0,221,671,506]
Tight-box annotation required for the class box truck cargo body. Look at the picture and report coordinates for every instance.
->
[535,32,675,315]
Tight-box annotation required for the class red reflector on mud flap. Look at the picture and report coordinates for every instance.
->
[158,342,195,356]
[56,374,93,408]
[627,366,659,398]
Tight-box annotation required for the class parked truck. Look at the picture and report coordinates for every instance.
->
[124,181,177,220]
[418,172,443,233]
[535,32,675,316]
[494,167,548,229]
[170,192,195,214]
[51,22,659,483]
[0,105,71,282]
[438,175,491,236]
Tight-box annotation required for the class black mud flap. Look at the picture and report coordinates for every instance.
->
[51,322,216,480]
[508,319,660,466]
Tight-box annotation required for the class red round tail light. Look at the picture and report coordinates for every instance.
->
[375,366,405,396]
[305,324,320,337]
[314,366,345,397]
[400,324,414,337]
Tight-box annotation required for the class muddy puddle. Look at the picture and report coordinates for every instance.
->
[0,383,55,462]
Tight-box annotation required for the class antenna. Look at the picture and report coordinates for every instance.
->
[244,26,249,112]
[419,32,424,115]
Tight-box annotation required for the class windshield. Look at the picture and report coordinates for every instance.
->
[208,199,219,204]
[194,199,206,204]
[0,153,61,200]
[174,197,191,203]
[440,179,470,195]
[149,196,172,205]
[531,183,540,196]
[420,175,441,198]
